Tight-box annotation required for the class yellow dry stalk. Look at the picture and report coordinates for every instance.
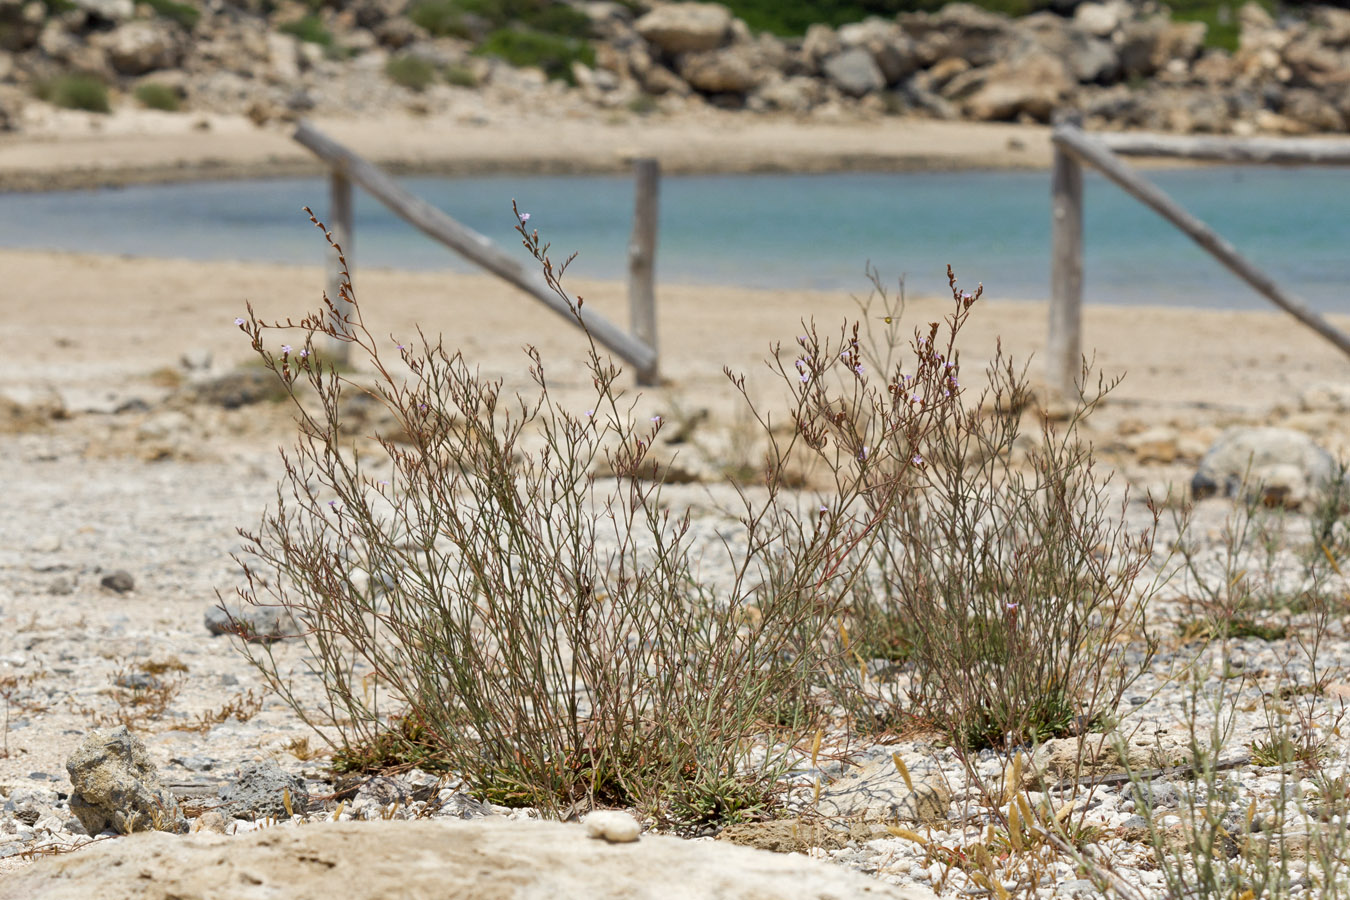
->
[891,752,915,793]
[1008,802,1024,852]
[813,776,822,804]
[810,728,823,768]
[886,825,928,845]
[1005,753,1024,805]
[331,801,346,821]
[1320,543,1343,576]
[838,617,850,653]
[282,787,293,818]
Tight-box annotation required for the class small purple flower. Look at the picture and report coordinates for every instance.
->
[377,480,389,486]
[854,364,865,376]
[651,415,661,425]
[397,342,406,351]
[298,348,309,358]
[912,455,923,465]
[1006,601,1019,612]
[234,317,245,326]
[858,447,868,461]
[585,409,594,418]
[518,212,531,224]
[819,504,829,514]
[280,344,292,355]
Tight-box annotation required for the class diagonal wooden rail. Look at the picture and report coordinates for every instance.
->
[292,121,659,384]
[1048,116,1350,398]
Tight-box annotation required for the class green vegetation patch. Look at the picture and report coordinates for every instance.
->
[409,0,591,39]
[475,27,594,83]
[144,0,200,31]
[134,81,181,111]
[35,73,110,113]
[385,53,437,92]
[279,13,333,46]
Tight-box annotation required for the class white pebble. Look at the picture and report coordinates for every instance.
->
[584,811,641,843]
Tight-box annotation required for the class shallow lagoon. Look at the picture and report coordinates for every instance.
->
[1,166,1346,313]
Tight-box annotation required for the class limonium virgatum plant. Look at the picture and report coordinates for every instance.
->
[225,208,963,825]
[225,205,1162,827]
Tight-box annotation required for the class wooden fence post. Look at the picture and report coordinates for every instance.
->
[292,122,658,378]
[325,171,355,365]
[628,158,660,386]
[1048,115,1084,401]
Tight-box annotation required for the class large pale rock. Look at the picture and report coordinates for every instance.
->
[838,16,919,84]
[1118,16,1206,79]
[1073,0,1128,38]
[635,2,731,55]
[962,50,1072,122]
[1021,12,1119,83]
[813,756,951,825]
[901,3,1013,68]
[678,44,761,94]
[65,726,188,835]
[752,74,822,113]
[821,47,884,97]
[1192,426,1336,508]
[0,818,939,900]
[99,20,184,76]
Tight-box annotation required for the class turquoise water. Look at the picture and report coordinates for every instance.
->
[0,167,1346,312]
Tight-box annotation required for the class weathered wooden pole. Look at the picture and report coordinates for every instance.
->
[1054,123,1350,360]
[292,121,658,378]
[324,171,355,364]
[1048,112,1085,400]
[627,158,660,386]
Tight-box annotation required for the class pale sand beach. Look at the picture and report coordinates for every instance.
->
[0,108,1055,191]
[3,247,1347,434]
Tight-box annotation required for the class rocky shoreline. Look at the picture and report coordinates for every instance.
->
[2,1,1349,146]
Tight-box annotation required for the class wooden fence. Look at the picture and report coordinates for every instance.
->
[292,121,661,385]
[1049,115,1350,398]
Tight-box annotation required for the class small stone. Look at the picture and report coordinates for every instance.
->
[584,810,641,843]
[218,761,309,820]
[192,809,228,833]
[48,576,74,596]
[65,726,188,835]
[205,603,302,642]
[99,571,135,594]
[31,534,61,553]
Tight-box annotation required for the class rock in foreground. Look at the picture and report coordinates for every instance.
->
[0,818,936,900]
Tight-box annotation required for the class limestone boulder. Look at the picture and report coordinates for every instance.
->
[635,2,732,55]
[65,726,188,836]
[98,20,185,76]
[1192,426,1337,508]
[1073,0,1129,38]
[678,44,761,94]
[838,16,920,85]
[900,3,1014,68]
[1020,12,1119,83]
[752,74,823,113]
[0,818,940,900]
[821,47,884,97]
[961,50,1073,122]
[1118,16,1206,79]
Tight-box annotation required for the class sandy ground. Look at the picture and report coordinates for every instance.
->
[2,247,1347,426]
[0,108,1055,190]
